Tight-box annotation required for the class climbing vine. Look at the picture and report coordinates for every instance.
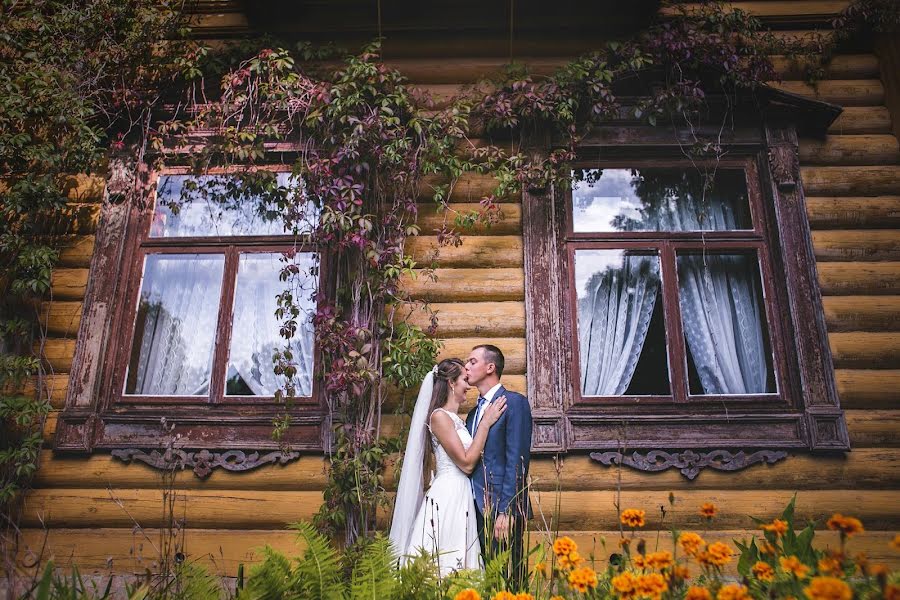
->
[2,0,898,559]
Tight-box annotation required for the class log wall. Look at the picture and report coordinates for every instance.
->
[16,1,900,578]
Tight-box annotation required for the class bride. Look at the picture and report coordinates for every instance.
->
[389,358,507,575]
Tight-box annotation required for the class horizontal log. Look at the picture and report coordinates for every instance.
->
[62,174,105,203]
[823,295,900,331]
[437,337,526,374]
[417,202,522,235]
[57,235,94,268]
[407,235,523,268]
[40,301,82,337]
[845,409,900,448]
[39,338,76,372]
[22,374,70,408]
[16,528,899,576]
[402,268,525,301]
[829,106,893,135]
[50,268,88,299]
[772,53,879,80]
[830,332,900,368]
[398,301,525,337]
[771,79,884,107]
[30,447,900,494]
[663,2,850,19]
[806,196,900,229]
[813,230,900,261]
[802,166,900,196]
[818,262,900,295]
[383,374,527,411]
[18,488,900,531]
[835,369,900,409]
[419,173,518,203]
[798,134,900,166]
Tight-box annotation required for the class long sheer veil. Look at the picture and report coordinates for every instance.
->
[388,367,435,562]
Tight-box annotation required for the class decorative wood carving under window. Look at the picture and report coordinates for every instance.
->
[522,86,849,478]
[55,165,327,461]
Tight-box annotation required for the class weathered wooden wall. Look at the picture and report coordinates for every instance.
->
[16,0,900,577]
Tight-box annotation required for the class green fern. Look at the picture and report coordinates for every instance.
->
[394,548,442,600]
[289,521,346,600]
[170,562,222,600]
[350,535,397,600]
[236,546,296,600]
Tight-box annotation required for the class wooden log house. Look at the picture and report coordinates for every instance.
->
[14,0,900,577]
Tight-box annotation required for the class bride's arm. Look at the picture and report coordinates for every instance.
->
[430,398,507,475]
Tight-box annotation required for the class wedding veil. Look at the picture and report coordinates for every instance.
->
[388,367,435,561]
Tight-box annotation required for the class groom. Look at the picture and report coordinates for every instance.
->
[464,344,532,589]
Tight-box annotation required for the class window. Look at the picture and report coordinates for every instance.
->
[521,105,850,475]
[568,162,783,405]
[56,167,327,458]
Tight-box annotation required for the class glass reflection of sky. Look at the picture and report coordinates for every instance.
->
[572,169,641,233]
[152,173,317,237]
[574,249,629,301]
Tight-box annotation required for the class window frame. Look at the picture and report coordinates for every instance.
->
[55,163,329,455]
[521,115,850,464]
[564,158,791,409]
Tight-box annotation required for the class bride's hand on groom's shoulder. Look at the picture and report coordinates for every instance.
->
[481,396,507,427]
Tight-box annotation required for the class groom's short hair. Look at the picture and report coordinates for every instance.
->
[473,344,505,378]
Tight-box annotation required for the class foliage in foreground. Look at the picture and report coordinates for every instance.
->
[15,499,900,600]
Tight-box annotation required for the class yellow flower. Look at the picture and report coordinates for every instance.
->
[633,554,648,569]
[759,541,777,555]
[454,590,482,600]
[636,572,668,600]
[752,561,775,582]
[817,556,842,575]
[826,514,864,537]
[716,584,751,600]
[869,563,889,577]
[686,586,712,600]
[491,593,516,600]
[761,519,789,537]
[780,555,811,579]
[612,571,638,597]
[646,550,674,570]
[803,576,852,600]
[553,536,577,557]
[673,565,691,581]
[700,502,717,518]
[567,566,599,593]
[621,508,646,528]
[557,550,583,570]
[550,597,565,600]
[891,534,900,550]
[885,585,900,600]
[530,562,547,576]
[699,542,733,567]
[515,594,534,600]
[679,532,705,557]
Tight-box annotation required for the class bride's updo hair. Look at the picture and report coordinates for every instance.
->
[422,358,465,488]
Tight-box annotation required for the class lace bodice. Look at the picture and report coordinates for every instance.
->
[429,408,473,479]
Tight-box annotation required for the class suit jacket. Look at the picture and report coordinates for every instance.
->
[466,384,533,519]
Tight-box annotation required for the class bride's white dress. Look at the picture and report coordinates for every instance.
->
[402,407,481,574]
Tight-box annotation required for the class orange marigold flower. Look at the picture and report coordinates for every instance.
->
[803,576,852,600]
[553,536,577,557]
[752,561,776,582]
[549,597,565,600]
[531,562,547,576]
[717,584,752,600]
[781,555,811,579]
[759,541,778,555]
[621,508,646,528]
[700,542,733,567]
[557,550,583,570]
[491,592,516,600]
[885,585,900,600]
[673,565,691,580]
[454,589,482,600]
[567,566,599,593]
[636,573,668,600]
[618,537,631,548]
[646,550,674,570]
[891,534,900,550]
[700,502,718,518]
[869,563,889,577]
[817,556,842,575]
[826,514,864,537]
[761,519,790,537]
[515,594,535,600]
[633,554,648,569]
[679,532,705,557]
[686,586,712,600]
[612,571,638,596]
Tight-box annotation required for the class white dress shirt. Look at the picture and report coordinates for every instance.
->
[473,382,503,431]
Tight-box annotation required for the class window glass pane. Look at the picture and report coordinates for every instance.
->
[226,252,317,397]
[125,254,225,395]
[151,173,317,237]
[575,249,670,396]
[572,168,752,232]
[676,253,776,395]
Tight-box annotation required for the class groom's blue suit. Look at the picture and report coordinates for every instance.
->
[465,384,533,520]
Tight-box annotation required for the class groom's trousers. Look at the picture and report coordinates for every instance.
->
[475,507,527,591]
